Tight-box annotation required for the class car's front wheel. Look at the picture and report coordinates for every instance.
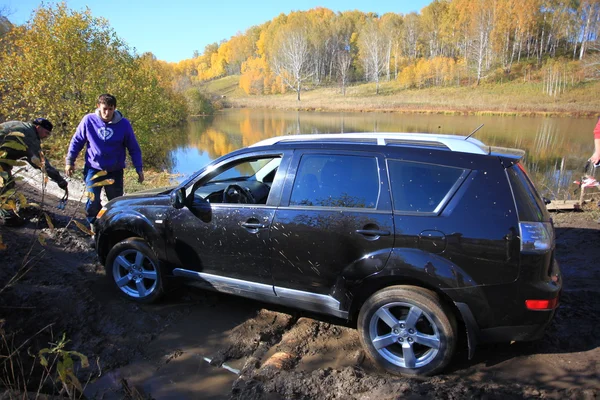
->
[105,238,164,303]
[357,285,456,376]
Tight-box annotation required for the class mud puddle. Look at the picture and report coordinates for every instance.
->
[83,290,260,399]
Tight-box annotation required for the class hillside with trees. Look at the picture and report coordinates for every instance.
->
[173,0,600,101]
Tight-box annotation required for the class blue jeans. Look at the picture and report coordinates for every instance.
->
[84,167,124,224]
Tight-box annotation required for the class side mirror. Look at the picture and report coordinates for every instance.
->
[189,195,212,223]
[170,188,186,209]
[542,197,552,205]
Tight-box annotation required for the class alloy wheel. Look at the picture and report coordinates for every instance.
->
[112,248,159,299]
[368,301,441,369]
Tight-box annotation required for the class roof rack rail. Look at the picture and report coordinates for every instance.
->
[250,133,490,155]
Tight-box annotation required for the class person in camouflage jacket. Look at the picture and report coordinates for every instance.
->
[1,118,68,225]
[0,118,68,191]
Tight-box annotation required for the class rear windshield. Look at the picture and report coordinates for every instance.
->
[506,163,548,222]
[388,160,466,213]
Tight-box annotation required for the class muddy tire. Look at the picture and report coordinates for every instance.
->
[105,238,164,303]
[357,285,456,376]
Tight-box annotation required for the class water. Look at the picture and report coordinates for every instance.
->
[167,109,598,200]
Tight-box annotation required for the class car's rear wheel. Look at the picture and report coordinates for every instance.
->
[105,238,164,303]
[357,285,456,376]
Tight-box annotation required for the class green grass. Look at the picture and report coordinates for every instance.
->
[124,169,174,193]
[202,75,600,117]
[201,75,245,98]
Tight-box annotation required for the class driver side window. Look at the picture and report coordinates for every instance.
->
[194,156,281,205]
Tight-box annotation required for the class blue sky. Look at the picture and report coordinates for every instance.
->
[3,0,432,63]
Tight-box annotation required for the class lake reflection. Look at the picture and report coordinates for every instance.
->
[169,109,598,199]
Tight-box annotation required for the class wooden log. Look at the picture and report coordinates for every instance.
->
[546,200,581,211]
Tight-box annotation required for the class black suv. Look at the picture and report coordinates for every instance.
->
[94,133,561,376]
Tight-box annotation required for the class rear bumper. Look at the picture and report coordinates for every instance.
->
[478,308,557,342]
[449,259,561,346]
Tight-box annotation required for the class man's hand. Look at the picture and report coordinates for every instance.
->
[137,170,145,183]
[65,164,74,177]
[592,139,600,165]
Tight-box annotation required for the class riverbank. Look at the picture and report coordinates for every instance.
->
[205,76,600,118]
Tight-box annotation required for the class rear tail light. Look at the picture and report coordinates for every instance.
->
[519,222,553,253]
[526,298,559,310]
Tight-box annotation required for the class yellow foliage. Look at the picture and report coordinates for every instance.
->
[87,179,115,188]
[240,57,269,95]
[89,170,108,181]
[398,57,460,88]
[38,233,47,246]
[44,213,55,230]
[0,2,186,166]
[74,220,94,236]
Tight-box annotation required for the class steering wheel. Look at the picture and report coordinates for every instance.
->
[222,184,256,204]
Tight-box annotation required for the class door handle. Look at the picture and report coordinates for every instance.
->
[355,229,391,236]
[241,222,267,229]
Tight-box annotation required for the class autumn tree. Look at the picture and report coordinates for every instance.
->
[380,13,403,80]
[196,42,225,81]
[471,0,495,85]
[358,18,387,94]
[578,0,600,60]
[223,30,257,74]
[0,13,11,37]
[450,0,494,85]
[270,23,313,101]
[240,56,271,94]
[421,0,451,58]
[401,13,422,60]
[335,46,353,94]
[301,8,335,85]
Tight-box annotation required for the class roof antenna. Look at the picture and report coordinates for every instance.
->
[465,124,484,140]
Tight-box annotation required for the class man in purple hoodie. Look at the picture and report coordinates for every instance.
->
[65,94,144,226]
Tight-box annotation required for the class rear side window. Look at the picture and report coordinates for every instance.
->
[507,163,547,222]
[290,154,379,208]
[388,160,466,213]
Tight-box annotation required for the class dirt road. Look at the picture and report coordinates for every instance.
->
[0,177,598,399]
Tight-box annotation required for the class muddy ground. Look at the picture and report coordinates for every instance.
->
[0,179,598,399]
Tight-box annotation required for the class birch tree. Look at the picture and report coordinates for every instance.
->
[578,0,600,60]
[335,46,353,95]
[380,13,403,81]
[468,0,495,85]
[421,0,450,58]
[358,19,387,94]
[584,40,600,77]
[271,25,313,101]
[401,13,422,60]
